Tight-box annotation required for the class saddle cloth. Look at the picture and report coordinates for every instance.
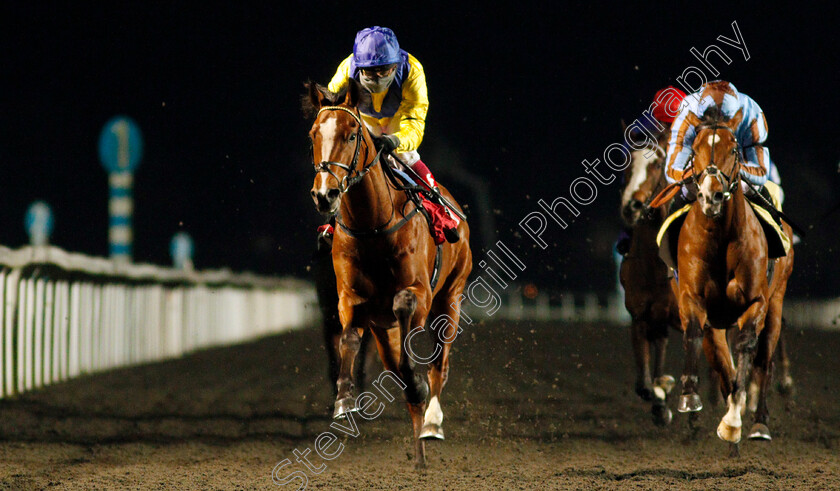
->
[656,182,791,270]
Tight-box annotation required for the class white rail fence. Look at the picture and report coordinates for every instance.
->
[0,245,318,398]
[465,287,840,330]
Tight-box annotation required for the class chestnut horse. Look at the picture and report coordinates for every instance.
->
[305,79,472,468]
[619,126,680,426]
[674,112,794,454]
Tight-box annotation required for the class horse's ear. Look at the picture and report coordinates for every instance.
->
[344,78,362,107]
[309,81,329,107]
[302,81,331,118]
[728,108,744,130]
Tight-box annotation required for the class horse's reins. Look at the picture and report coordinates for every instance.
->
[646,124,807,236]
[648,125,740,209]
[313,105,422,238]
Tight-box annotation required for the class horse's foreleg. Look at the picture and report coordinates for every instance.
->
[651,323,675,397]
[323,323,341,397]
[678,298,707,413]
[748,303,783,441]
[703,328,735,405]
[717,301,765,444]
[393,288,429,469]
[421,293,464,440]
[776,318,795,397]
[630,319,654,401]
[333,325,363,419]
[649,324,674,426]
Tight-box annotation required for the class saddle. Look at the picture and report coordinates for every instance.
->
[656,182,791,272]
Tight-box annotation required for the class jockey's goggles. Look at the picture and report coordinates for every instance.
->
[359,64,396,77]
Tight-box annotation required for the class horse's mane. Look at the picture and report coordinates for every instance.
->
[698,105,728,129]
[301,79,371,119]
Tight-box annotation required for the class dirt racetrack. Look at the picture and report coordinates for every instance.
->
[0,319,837,490]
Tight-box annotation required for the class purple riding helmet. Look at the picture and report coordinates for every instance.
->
[353,27,402,93]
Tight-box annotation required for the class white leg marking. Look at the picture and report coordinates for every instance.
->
[748,379,761,413]
[653,386,667,401]
[722,392,745,429]
[424,396,443,426]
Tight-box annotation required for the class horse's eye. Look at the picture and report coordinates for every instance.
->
[348,134,356,141]
[730,148,737,155]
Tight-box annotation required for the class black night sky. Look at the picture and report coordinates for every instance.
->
[3,4,839,297]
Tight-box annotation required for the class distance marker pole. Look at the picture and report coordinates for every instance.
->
[109,171,134,263]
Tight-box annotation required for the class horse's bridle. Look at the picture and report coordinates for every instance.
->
[313,105,382,193]
[688,125,741,201]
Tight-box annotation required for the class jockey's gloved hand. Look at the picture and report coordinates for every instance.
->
[374,134,400,153]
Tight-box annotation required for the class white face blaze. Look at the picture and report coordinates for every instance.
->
[698,173,722,217]
[316,117,339,196]
[707,133,720,147]
[621,149,656,209]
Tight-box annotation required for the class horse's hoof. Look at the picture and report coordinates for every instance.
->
[717,420,742,443]
[635,387,653,402]
[747,423,772,441]
[677,393,703,413]
[654,375,676,395]
[419,423,445,440]
[332,397,358,420]
[652,405,673,427]
[778,376,796,397]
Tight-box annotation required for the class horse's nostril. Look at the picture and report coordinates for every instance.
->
[310,190,317,198]
[327,189,340,200]
[713,191,724,203]
[631,200,643,210]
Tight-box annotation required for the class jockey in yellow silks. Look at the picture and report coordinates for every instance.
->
[326,26,460,244]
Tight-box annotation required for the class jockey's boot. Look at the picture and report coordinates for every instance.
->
[668,191,693,215]
[409,159,460,243]
[616,228,632,256]
[433,187,461,243]
[316,217,335,251]
[749,185,782,226]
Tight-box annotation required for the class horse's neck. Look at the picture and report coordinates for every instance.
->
[339,163,398,231]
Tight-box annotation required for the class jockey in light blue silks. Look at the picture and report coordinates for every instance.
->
[664,81,784,210]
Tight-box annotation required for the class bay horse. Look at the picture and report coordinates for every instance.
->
[674,109,794,454]
[619,126,680,426]
[304,79,472,468]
